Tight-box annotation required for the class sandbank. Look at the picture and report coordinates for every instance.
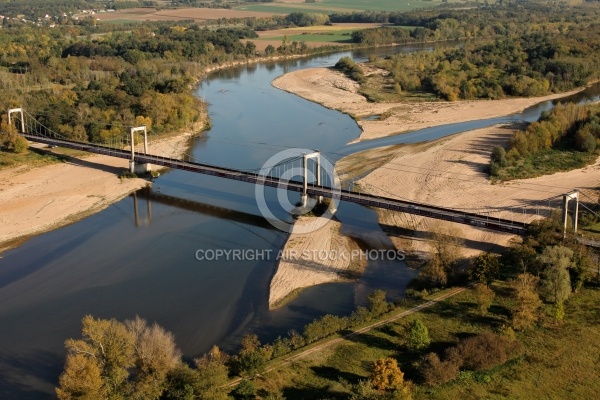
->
[272,67,586,142]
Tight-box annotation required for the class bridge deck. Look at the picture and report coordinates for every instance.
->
[23,133,528,235]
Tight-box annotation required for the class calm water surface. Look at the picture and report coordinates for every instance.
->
[1,44,599,398]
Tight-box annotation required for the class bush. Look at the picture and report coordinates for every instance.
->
[334,56,365,83]
[456,331,524,371]
[368,289,390,316]
[419,351,461,386]
[12,135,29,153]
[491,146,507,167]
[473,283,495,315]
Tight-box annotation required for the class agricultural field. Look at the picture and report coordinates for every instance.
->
[236,0,445,14]
[93,7,280,24]
[252,23,387,51]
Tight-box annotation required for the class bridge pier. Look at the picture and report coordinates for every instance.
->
[7,108,25,133]
[301,151,321,206]
[129,126,151,174]
[562,190,579,237]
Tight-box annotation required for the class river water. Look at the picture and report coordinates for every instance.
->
[1,44,599,398]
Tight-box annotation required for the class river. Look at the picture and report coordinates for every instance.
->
[1,44,600,398]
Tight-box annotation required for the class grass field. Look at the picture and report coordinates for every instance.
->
[252,284,600,399]
[0,148,60,169]
[259,29,355,43]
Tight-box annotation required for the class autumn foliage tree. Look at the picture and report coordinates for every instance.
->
[370,357,412,399]
[510,273,542,331]
[56,315,183,400]
[473,283,495,315]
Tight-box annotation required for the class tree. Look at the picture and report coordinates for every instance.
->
[57,315,183,400]
[194,346,230,400]
[56,354,104,400]
[367,289,389,316]
[538,246,573,304]
[125,316,181,399]
[404,319,430,351]
[456,331,523,371]
[57,315,135,399]
[233,379,256,399]
[421,223,464,287]
[570,245,592,293]
[510,272,542,330]
[490,146,507,166]
[473,283,495,315]
[370,358,411,398]
[230,334,270,377]
[0,115,27,153]
[469,253,500,287]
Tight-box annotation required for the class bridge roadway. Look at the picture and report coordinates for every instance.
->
[23,133,529,235]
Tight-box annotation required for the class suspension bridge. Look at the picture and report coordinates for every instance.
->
[9,107,583,236]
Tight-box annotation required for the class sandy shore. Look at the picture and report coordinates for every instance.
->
[269,216,363,309]
[0,132,194,252]
[348,123,600,258]
[272,67,585,142]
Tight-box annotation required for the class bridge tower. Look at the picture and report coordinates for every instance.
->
[562,190,579,236]
[129,126,151,174]
[301,151,321,206]
[7,108,25,133]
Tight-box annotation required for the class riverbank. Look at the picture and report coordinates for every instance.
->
[348,123,600,259]
[269,216,364,309]
[0,132,195,253]
[272,67,587,143]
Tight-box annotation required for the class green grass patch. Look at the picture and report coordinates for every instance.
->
[258,31,354,43]
[99,19,142,25]
[359,69,438,103]
[0,149,60,169]
[582,222,600,234]
[493,148,598,182]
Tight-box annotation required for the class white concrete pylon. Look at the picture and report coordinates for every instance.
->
[129,125,149,174]
[7,108,25,133]
[301,150,321,206]
[562,190,579,236]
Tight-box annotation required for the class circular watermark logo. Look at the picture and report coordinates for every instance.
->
[255,148,341,233]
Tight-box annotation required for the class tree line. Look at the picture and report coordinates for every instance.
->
[491,103,600,180]
[360,27,598,102]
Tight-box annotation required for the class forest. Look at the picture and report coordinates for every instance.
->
[0,22,262,146]
[349,5,600,100]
